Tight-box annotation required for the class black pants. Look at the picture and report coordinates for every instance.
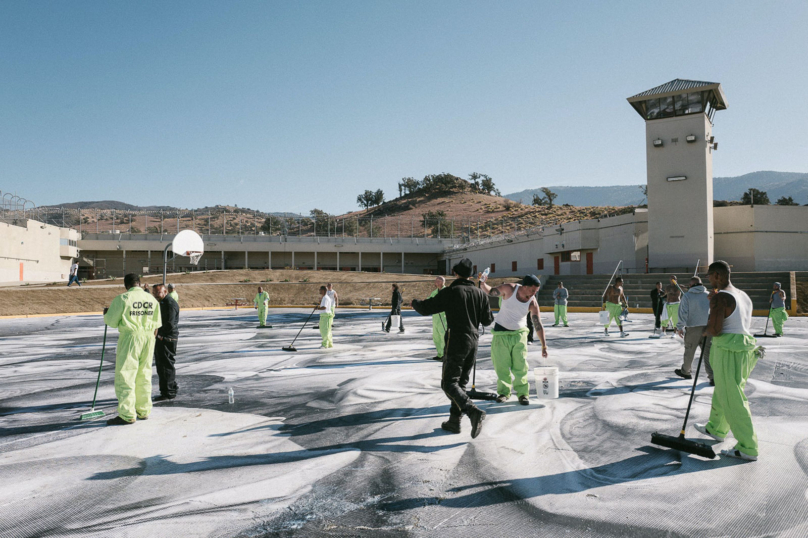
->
[155,337,179,397]
[526,313,535,342]
[653,305,663,329]
[441,331,479,419]
[385,310,404,331]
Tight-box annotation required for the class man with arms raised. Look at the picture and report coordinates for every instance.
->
[603,277,629,337]
[694,261,762,461]
[480,275,547,405]
[412,259,493,438]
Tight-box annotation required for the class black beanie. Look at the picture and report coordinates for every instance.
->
[522,275,540,287]
[452,258,474,278]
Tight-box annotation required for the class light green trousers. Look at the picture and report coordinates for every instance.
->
[257,306,268,326]
[319,312,334,348]
[604,302,622,328]
[114,330,156,422]
[432,313,446,357]
[770,307,788,335]
[491,328,530,397]
[706,334,760,457]
[666,303,680,329]
[554,304,568,325]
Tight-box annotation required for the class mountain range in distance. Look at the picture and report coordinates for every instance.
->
[505,171,808,207]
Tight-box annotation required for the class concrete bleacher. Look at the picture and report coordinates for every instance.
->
[537,272,794,314]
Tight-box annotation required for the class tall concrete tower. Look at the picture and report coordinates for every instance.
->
[627,79,727,271]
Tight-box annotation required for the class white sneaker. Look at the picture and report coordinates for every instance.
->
[720,448,757,461]
[620,332,629,338]
[694,423,725,441]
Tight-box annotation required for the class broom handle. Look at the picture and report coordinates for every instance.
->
[762,303,772,335]
[90,325,108,410]
[290,306,318,346]
[679,336,707,435]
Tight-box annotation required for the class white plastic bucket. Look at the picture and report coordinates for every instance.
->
[535,366,559,399]
[598,310,610,325]
[390,315,401,330]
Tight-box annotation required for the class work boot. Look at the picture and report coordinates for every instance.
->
[564,324,569,327]
[674,369,692,380]
[153,394,175,402]
[467,406,486,439]
[518,395,529,406]
[709,379,715,387]
[431,356,443,361]
[495,394,509,403]
[552,323,558,327]
[106,416,135,426]
[441,417,461,434]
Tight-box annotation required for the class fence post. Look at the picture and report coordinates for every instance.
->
[96,208,99,233]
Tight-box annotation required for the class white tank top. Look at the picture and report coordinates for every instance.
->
[718,288,752,336]
[495,284,533,331]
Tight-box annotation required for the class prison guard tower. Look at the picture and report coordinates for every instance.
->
[628,79,727,272]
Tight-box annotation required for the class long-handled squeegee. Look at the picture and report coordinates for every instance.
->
[651,338,716,459]
[80,324,108,421]
[282,306,318,352]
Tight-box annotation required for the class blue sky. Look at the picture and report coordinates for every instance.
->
[1,1,806,213]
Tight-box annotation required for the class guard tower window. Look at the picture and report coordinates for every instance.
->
[646,98,660,119]
[659,96,674,118]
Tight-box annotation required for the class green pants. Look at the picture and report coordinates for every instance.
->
[257,306,268,326]
[770,307,788,335]
[114,330,156,422]
[604,302,622,328]
[666,303,680,329]
[554,304,568,325]
[705,334,760,457]
[319,312,334,348]
[491,328,530,397]
[432,313,446,357]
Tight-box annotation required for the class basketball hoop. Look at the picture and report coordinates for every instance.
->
[187,251,203,266]
[163,230,205,284]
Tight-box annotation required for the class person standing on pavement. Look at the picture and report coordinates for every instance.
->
[167,283,179,304]
[480,275,548,405]
[674,276,714,385]
[603,277,629,337]
[152,284,180,401]
[411,259,493,438]
[552,281,569,327]
[385,283,404,333]
[694,261,763,461]
[316,286,334,348]
[769,282,788,337]
[67,260,81,287]
[650,282,665,336]
[664,276,682,336]
[428,276,447,361]
[253,286,270,328]
[103,274,161,425]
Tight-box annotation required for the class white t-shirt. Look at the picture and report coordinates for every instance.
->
[70,263,79,276]
[319,294,333,314]
[326,290,336,311]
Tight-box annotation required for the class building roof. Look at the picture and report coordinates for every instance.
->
[628,79,720,99]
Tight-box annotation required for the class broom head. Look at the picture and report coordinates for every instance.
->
[80,409,105,421]
[282,345,297,352]
[466,388,499,401]
[651,432,716,459]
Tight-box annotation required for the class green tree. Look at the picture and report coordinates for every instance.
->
[357,190,375,211]
[776,195,799,206]
[532,193,545,206]
[373,189,385,206]
[310,209,330,235]
[398,177,420,196]
[479,175,500,196]
[741,188,770,205]
[422,210,452,238]
[260,216,284,234]
[540,187,558,207]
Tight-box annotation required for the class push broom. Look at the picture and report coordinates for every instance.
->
[754,303,776,338]
[80,325,108,421]
[651,337,716,459]
[282,306,318,352]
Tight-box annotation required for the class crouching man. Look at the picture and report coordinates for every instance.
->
[480,275,548,405]
[412,259,493,438]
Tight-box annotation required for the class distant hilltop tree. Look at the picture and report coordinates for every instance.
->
[775,196,799,206]
[741,188,770,205]
[532,187,558,207]
[357,189,385,211]
[396,172,500,198]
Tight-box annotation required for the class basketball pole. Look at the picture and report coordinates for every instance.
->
[163,242,174,285]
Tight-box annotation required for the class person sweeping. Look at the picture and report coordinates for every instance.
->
[316,286,334,349]
[103,273,162,425]
[411,259,493,438]
[552,281,569,327]
[664,275,682,336]
[694,261,763,461]
[480,275,547,405]
[428,276,447,361]
[253,286,270,328]
[769,282,788,337]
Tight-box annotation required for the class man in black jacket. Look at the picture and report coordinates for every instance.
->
[152,284,180,401]
[412,259,494,438]
[650,282,665,336]
[385,283,404,333]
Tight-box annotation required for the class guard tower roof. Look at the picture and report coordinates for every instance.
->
[627,79,727,121]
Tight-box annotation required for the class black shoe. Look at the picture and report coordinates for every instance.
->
[674,369,692,380]
[431,356,443,361]
[441,419,461,434]
[709,379,715,387]
[495,394,509,403]
[518,395,530,405]
[774,334,782,338]
[153,394,175,402]
[399,329,405,333]
[467,407,486,439]
[106,416,135,426]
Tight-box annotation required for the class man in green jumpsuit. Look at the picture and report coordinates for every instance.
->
[104,274,162,425]
[428,276,447,361]
[695,261,762,461]
[254,286,270,328]
[769,282,788,337]
[167,283,179,304]
[316,286,334,348]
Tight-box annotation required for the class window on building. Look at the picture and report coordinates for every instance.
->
[537,258,544,270]
[490,263,496,273]
[646,98,660,120]
[659,95,674,118]
[512,261,517,272]
[560,252,571,262]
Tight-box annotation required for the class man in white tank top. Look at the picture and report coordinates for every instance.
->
[480,274,547,405]
[694,260,762,461]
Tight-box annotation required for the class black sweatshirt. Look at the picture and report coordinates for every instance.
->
[412,278,493,335]
[650,288,665,312]
[391,290,403,313]
[157,296,180,338]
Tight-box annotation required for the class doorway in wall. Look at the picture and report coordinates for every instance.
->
[586,252,593,274]
[554,256,560,275]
